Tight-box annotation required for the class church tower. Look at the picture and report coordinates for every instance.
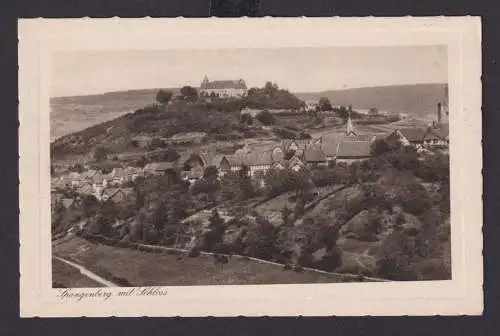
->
[346,107,356,136]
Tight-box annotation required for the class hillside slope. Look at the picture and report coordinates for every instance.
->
[295,83,448,117]
[51,88,180,141]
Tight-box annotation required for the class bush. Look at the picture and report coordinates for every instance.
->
[256,110,276,125]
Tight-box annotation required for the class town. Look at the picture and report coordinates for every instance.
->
[51,76,451,286]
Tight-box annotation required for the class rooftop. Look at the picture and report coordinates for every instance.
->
[337,141,372,158]
[201,79,247,90]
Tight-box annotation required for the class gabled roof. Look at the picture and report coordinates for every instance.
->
[337,141,372,158]
[104,187,120,197]
[348,134,376,142]
[60,198,76,209]
[428,124,449,140]
[397,128,428,142]
[68,172,80,179]
[143,163,159,171]
[201,79,247,90]
[155,162,176,171]
[111,167,127,178]
[304,146,327,163]
[176,153,192,166]
[225,148,274,167]
[210,154,225,168]
[321,140,340,157]
[78,182,94,194]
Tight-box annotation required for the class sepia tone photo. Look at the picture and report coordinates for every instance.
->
[50,46,451,287]
[19,18,482,317]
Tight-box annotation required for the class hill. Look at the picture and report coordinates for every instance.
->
[51,88,179,141]
[295,84,448,118]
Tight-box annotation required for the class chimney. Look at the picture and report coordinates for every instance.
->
[437,102,442,124]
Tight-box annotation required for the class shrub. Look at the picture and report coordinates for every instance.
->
[156,89,173,105]
[256,110,276,125]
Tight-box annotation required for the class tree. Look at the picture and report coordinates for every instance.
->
[281,206,292,226]
[156,89,173,105]
[161,148,180,162]
[371,138,391,156]
[240,112,254,125]
[203,165,219,179]
[317,97,333,111]
[180,86,198,103]
[203,209,226,250]
[369,107,379,116]
[92,146,108,162]
[335,106,349,121]
[238,165,255,200]
[256,110,275,125]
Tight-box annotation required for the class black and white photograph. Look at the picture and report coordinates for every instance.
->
[50,45,451,287]
[19,18,482,317]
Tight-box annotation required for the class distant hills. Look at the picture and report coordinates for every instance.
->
[295,83,448,118]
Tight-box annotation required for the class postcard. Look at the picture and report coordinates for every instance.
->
[18,17,483,317]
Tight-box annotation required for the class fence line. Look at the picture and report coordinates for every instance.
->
[77,232,390,283]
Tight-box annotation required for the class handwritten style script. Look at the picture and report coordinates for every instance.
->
[57,287,169,301]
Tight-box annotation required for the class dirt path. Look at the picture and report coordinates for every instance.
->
[53,256,119,287]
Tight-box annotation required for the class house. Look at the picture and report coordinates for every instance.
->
[288,156,306,172]
[219,148,276,177]
[59,197,81,211]
[320,137,340,163]
[109,167,129,186]
[303,146,327,168]
[240,107,262,117]
[51,193,64,212]
[200,75,248,98]
[154,162,178,176]
[143,163,160,175]
[393,128,428,148]
[424,124,449,148]
[68,171,81,188]
[281,139,310,152]
[336,141,372,163]
[131,135,155,148]
[182,166,204,184]
[103,188,134,204]
[77,181,94,195]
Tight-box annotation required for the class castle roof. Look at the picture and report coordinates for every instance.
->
[201,79,247,90]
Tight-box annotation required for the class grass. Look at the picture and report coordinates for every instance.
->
[52,257,104,288]
[53,237,355,286]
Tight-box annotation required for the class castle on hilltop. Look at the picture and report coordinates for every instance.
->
[200,75,248,98]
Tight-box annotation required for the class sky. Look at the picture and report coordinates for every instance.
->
[50,45,448,97]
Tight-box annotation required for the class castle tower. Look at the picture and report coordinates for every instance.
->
[437,102,442,124]
[201,75,209,88]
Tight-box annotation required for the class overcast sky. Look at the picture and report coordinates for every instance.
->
[51,45,447,97]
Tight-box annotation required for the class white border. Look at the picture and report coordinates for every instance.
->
[19,17,483,317]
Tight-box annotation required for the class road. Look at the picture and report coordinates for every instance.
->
[53,256,119,287]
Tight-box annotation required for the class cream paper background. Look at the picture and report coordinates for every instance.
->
[18,17,483,317]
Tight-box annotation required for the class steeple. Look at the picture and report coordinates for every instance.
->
[346,107,356,136]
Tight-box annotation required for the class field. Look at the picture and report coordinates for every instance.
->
[52,257,104,288]
[53,237,361,287]
[50,89,159,141]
